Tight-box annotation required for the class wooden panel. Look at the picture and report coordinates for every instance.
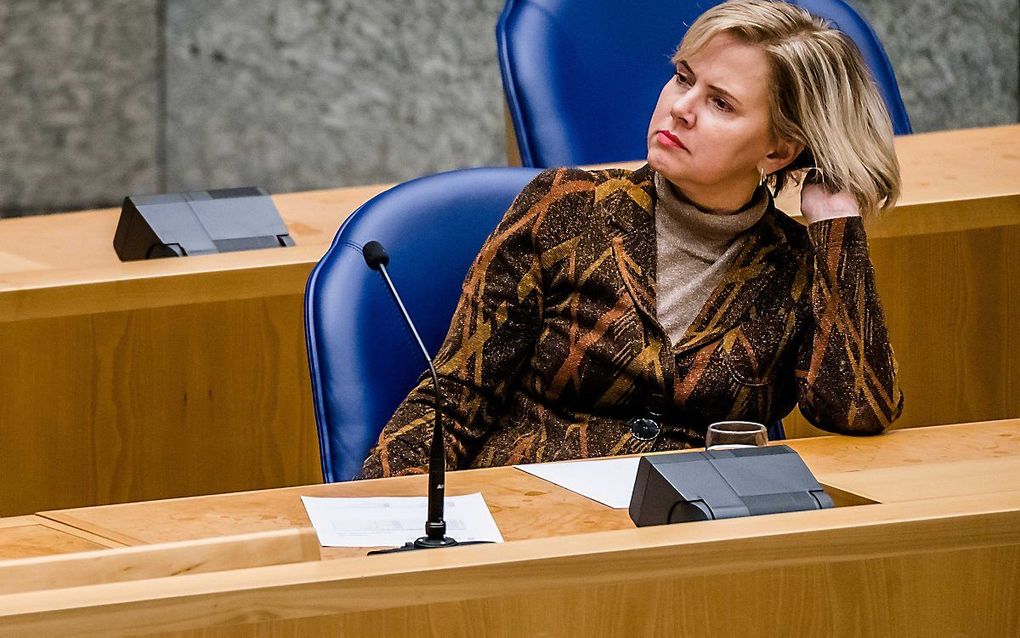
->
[36,421,1019,555]
[0,294,321,517]
[0,516,122,560]
[784,418,1020,475]
[41,463,636,559]
[3,493,1019,636]
[0,528,320,595]
[819,457,1020,503]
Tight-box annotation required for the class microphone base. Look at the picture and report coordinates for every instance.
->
[414,535,460,549]
[367,538,493,555]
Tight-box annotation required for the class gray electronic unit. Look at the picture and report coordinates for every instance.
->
[113,187,294,261]
[629,445,833,526]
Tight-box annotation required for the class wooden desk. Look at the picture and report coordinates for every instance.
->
[2,126,1018,516]
[0,515,123,560]
[1,421,1018,635]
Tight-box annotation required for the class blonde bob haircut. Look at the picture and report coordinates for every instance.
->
[675,0,901,215]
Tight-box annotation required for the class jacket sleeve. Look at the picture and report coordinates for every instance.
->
[795,216,904,434]
[357,170,559,478]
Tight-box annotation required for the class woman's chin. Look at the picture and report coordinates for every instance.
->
[646,152,679,181]
[646,149,669,172]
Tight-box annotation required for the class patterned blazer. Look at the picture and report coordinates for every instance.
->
[359,164,903,478]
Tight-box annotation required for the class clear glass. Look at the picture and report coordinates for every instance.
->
[705,421,768,450]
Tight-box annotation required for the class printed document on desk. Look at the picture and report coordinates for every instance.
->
[516,457,641,508]
[301,492,504,547]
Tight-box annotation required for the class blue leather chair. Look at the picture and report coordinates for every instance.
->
[304,167,541,482]
[497,0,911,168]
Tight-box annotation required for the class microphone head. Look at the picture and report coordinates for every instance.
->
[362,241,389,270]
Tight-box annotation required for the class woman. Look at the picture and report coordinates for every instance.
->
[359,0,903,479]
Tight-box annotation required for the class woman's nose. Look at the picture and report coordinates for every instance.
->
[670,92,696,128]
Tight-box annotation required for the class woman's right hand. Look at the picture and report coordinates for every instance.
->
[800,179,861,225]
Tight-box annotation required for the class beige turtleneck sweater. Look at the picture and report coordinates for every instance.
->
[654,172,768,345]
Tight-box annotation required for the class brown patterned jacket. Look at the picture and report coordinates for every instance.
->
[359,165,903,478]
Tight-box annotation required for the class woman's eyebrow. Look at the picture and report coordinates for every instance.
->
[710,84,742,106]
[677,59,742,106]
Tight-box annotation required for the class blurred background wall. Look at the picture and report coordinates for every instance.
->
[1,0,1017,218]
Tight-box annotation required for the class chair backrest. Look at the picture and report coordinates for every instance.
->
[497,0,911,168]
[305,167,541,482]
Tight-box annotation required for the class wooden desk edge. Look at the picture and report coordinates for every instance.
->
[2,491,1018,631]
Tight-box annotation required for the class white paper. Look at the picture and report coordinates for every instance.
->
[301,492,504,547]
[515,457,641,509]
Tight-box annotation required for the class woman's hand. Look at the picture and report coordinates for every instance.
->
[799,181,861,225]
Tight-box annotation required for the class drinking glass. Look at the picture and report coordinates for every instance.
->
[705,421,768,450]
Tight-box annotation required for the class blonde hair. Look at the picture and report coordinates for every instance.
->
[675,0,901,215]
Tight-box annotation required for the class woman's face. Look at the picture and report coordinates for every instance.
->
[646,33,797,211]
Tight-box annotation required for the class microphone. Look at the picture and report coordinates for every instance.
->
[361,240,460,552]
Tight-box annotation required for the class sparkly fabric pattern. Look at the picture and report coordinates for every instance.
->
[358,165,903,478]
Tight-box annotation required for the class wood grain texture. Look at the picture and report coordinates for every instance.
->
[785,418,1020,474]
[40,461,636,559]
[819,456,1020,503]
[36,421,1020,555]
[1,126,1018,516]
[0,295,321,517]
[0,528,320,595]
[0,516,122,560]
[2,422,1018,635]
[3,493,1019,636]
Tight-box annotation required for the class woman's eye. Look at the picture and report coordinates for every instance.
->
[712,97,733,112]
[674,72,691,86]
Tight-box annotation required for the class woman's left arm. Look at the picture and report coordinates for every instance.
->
[794,184,904,434]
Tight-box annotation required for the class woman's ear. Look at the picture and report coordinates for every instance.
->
[763,138,806,174]
[787,147,815,172]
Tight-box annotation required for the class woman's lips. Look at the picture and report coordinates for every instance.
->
[656,130,686,150]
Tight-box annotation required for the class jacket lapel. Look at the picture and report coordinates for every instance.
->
[601,165,659,323]
[674,203,791,355]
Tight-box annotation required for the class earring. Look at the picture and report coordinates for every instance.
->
[758,167,767,187]
[804,166,824,184]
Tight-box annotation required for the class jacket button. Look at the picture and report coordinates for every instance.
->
[629,417,661,442]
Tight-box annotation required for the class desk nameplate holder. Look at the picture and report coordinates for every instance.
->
[113,187,294,261]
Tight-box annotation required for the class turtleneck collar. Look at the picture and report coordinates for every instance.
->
[653,172,768,249]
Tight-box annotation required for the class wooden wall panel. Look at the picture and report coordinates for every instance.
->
[0,294,321,516]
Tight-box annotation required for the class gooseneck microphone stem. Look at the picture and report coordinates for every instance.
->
[363,240,472,553]
[373,260,448,543]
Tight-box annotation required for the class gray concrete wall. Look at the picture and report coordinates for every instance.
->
[2,0,1018,217]
[0,0,161,216]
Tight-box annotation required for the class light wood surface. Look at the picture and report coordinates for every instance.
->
[0,527,320,595]
[820,456,1020,503]
[40,460,637,560]
[1,126,1018,516]
[35,419,1020,553]
[0,516,124,560]
[778,417,1020,473]
[3,495,1018,637]
[0,421,1018,636]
